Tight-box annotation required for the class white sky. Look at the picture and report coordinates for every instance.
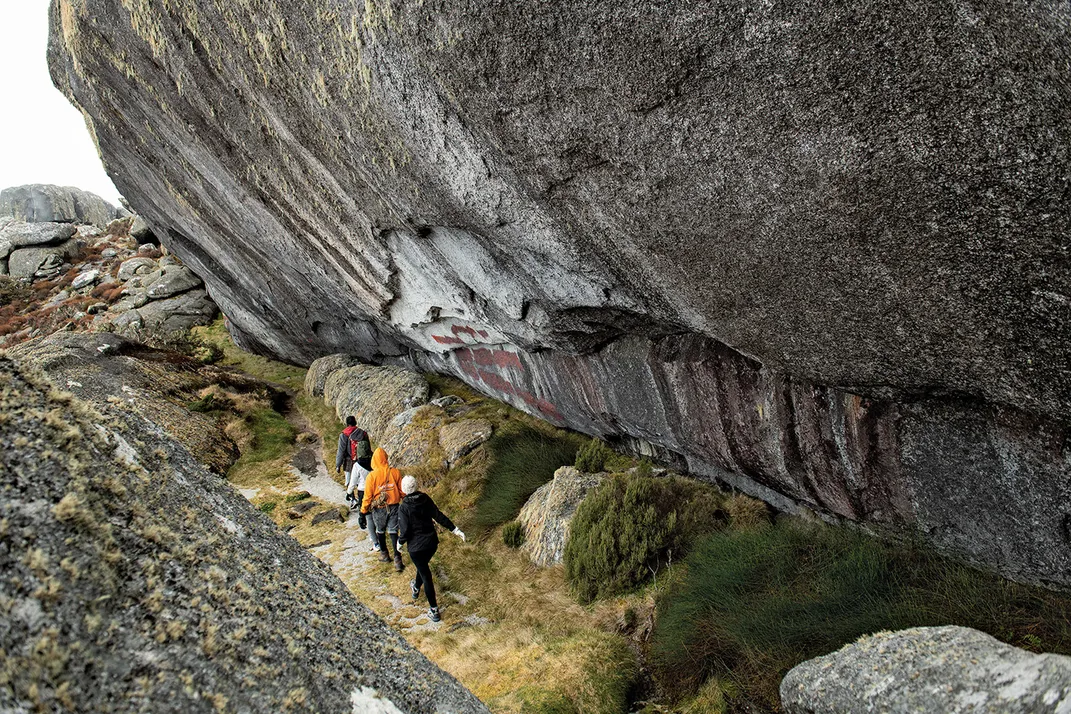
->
[1,0,122,204]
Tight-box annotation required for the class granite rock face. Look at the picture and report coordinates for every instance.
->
[0,184,116,226]
[781,626,1071,714]
[50,1,1071,584]
[519,467,605,567]
[320,360,431,444]
[0,352,487,714]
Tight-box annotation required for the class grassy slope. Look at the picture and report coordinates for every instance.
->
[191,321,642,714]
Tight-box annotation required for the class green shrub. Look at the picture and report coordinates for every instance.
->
[502,520,526,548]
[574,439,614,473]
[650,519,1071,709]
[473,425,581,531]
[258,502,277,513]
[285,491,312,503]
[564,472,725,603]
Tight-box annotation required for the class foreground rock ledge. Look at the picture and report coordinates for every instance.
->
[0,355,487,714]
[780,626,1071,714]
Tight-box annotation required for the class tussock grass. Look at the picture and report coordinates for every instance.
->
[651,518,1071,710]
[192,319,305,390]
[473,422,583,533]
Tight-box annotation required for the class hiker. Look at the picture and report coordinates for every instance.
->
[335,416,371,510]
[361,448,405,572]
[349,453,379,551]
[397,475,465,623]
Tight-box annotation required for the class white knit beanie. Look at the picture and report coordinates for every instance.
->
[401,475,419,495]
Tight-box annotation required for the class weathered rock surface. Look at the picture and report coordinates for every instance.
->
[8,332,237,472]
[8,238,80,279]
[0,184,115,226]
[518,467,605,567]
[49,1,1071,585]
[378,404,448,470]
[305,353,362,397]
[0,220,76,259]
[322,361,431,443]
[781,626,1071,714]
[439,419,493,465]
[147,264,202,299]
[0,348,487,713]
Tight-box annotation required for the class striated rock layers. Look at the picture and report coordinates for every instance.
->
[0,346,487,713]
[49,2,1071,584]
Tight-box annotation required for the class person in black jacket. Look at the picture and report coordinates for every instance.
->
[397,475,465,623]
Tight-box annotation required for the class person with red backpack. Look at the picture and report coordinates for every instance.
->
[335,415,372,511]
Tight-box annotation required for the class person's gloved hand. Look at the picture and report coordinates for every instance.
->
[358,513,367,529]
[452,527,466,542]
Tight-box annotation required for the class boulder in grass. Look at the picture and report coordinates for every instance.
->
[780,626,1071,714]
[439,419,493,465]
[518,466,605,567]
[323,364,429,445]
[304,353,362,397]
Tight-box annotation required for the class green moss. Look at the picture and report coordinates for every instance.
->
[258,502,277,513]
[473,422,583,532]
[192,319,305,390]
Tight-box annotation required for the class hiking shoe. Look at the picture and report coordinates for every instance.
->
[428,607,441,623]
[369,543,381,552]
[393,553,404,572]
[410,579,420,601]
[378,550,391,563]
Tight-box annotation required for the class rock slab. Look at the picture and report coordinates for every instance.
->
[0,350,488,714]
[781,626,1071,714]
[48,0,1071,587]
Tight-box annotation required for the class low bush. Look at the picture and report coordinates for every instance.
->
[285,491,311,503]
[502,520,526,548]
[575,439,615,473]
[650,519,1071,709]
[258,502,277,513]
[564,471,725,603]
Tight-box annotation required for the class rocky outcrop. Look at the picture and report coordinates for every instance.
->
[0,349,487,713]
[780,626,1071,714]
[439,419,493,465]
[49,1,1071,585]
[0,184,116,226]
[0,220,77,276]
[518,467,605,567]
[320,359,431,443]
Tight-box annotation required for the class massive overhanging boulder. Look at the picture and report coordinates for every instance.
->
[48,1,1071,585]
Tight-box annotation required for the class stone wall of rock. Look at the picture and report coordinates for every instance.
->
[48,1,1071,585]
[781,626,1071,713]
[0,184,116,226]
[0,349,487,713]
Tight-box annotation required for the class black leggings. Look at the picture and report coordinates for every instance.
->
[409,547,438,609]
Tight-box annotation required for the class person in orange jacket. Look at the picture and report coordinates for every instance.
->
[361,448,405,571]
